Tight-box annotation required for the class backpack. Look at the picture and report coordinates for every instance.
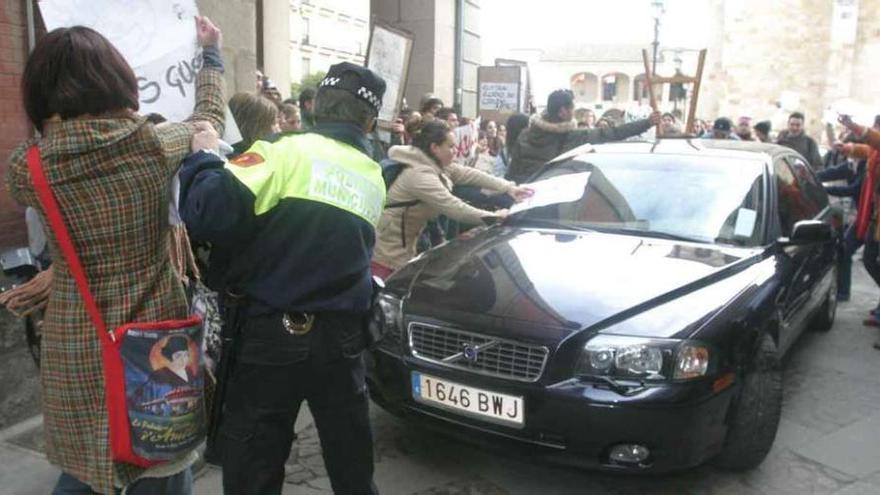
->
[381,158,419,209]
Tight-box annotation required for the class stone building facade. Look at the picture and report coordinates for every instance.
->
[372,0,483,117]
[508,44,683,117]
[698,0,880,140]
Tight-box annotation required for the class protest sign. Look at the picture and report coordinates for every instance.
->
[479,83,519,112]
[39,0,241,143]
[366,23,414,129]
[509,172,591,214]
[452,120,479,164]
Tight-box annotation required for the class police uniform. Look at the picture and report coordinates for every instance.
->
[179,63,386,495]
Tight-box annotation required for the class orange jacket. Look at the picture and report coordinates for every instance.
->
[842,128,880,240]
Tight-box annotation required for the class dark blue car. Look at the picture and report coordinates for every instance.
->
[367,139,838,472]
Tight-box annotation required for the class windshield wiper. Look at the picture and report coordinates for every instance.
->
[509,217,595,233]
[591,226,705,244]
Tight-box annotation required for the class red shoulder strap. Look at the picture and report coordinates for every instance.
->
[26,145,111,342]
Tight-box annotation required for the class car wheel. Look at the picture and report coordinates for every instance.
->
[713,333,782,471]
[811,268,837,332]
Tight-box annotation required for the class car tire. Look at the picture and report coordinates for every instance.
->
[713,333,782,471]
[811,268,837,332]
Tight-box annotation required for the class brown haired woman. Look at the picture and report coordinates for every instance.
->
[371,120,532,279]
[228,92,280,155]
[5,17,225,495]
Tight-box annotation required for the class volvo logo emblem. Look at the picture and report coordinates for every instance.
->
[462,344,479,363]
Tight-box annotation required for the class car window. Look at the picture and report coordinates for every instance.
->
[786,156,829,216]
[513,154,767,247]
[774,157,821,237]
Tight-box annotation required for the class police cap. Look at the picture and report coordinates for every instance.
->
[318,62,386,114]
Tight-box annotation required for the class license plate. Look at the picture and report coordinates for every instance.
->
[411,372,524,427]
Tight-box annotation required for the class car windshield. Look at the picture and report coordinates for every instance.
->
[511,153,767,247]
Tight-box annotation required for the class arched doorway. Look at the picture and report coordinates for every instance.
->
[601,73,631,103]
[570,72,598,103]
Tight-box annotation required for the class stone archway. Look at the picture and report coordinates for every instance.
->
[601,72,631,103]
[633,74,649,102]
[571,72,598,103]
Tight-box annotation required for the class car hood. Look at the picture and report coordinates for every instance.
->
[400,227,764,340]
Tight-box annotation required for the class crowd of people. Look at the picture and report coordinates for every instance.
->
[3,13,880,495]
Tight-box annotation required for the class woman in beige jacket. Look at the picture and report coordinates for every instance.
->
[372,120,531,277]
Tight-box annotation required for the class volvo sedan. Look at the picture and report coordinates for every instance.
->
[367,140,838,472]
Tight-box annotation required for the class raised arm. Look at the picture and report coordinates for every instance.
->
[155,16,226,173]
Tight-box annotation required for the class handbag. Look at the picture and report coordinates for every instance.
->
[27,145,207,467]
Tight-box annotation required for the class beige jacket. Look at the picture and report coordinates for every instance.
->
[373,145,515,270]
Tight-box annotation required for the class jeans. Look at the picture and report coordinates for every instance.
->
[838,224,862,297]
[219,312,378,495]
[837,224,880,300]
[863,232,880,299]
[52,468,192,495]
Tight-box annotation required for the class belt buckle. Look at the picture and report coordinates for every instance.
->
[282,312,315,335]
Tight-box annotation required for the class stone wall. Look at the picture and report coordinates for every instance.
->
[0,1,32,249]
[850,0,880,112]
[700,0,836,140]
[699,0,880,140]
[372,0,481,117]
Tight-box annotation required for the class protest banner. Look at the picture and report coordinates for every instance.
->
[477,65,528,124]
[38,0,241,143]
[365,22,414,131]
[452,120,479,164]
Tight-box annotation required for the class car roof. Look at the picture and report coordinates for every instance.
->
[573,138,792,163]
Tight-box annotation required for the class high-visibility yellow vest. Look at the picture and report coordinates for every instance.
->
[226,133,386,226]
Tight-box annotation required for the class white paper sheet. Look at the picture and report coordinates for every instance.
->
[510,172,591,214]
[734,208,757,237]
[39,0,206,124]
[39,0,198,69]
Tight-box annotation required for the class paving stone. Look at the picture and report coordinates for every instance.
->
[739,448,855,495]
[412,475,507,495]
[775,418,825,450]
[794,414,880,478]
[305,476,333,492]
[0,446,59,495]
[831,482,880,495]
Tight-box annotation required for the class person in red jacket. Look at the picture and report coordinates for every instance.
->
[835,115,880,349]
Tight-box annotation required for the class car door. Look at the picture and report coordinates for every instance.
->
[786,155,835,313]
[773,156,825,354]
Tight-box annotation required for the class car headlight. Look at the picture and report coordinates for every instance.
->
[575,335,710,381]
[377,294,404,351]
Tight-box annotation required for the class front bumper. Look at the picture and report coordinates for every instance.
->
[366,349,736,473]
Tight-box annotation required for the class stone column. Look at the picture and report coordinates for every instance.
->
[262,0,292,99]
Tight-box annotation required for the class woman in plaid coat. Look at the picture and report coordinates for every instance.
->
[5,18,225,494]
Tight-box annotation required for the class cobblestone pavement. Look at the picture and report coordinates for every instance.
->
[3,266,880,494]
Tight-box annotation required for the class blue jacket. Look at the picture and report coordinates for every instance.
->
[817,160,864,202]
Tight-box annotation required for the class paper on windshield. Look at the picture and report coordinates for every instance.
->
[509,172,591,214]
[734,208,757,237]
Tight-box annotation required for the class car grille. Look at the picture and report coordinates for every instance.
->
[408,323,549,382]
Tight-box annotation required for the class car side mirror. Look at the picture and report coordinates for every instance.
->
[778,220,832,246]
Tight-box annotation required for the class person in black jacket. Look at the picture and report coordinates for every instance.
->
[818,153,866,301]
[506,89,660,184]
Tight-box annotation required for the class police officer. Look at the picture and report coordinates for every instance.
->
[178,62,386,495]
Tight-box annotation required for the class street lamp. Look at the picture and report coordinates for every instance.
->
[651,0,665,75]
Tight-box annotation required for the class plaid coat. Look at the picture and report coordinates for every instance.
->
[5,68,224,494]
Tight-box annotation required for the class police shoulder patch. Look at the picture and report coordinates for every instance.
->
[229,152,265,167]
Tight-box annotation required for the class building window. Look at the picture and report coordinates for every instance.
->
[302,57,311,76]
[602,75,617,102]
[302,17,310,45]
